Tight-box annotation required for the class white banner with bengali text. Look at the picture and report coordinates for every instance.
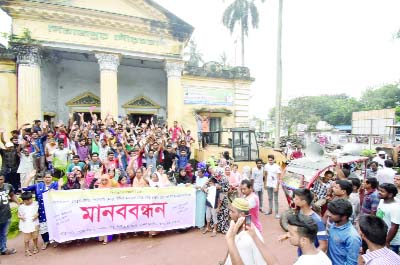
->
[43,187,196,242]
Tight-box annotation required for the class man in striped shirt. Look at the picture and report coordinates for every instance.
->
[360,215,400,264]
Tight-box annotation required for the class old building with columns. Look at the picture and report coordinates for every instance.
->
[0,0,253,143]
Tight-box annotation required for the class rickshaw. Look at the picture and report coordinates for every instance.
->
[279,153,369,231]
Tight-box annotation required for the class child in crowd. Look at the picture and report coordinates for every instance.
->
[18,191,39,256]
[202,177,221,237]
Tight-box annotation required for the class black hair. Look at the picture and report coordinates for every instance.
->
[368,161,378,167]
[92,152,99,156]
[287,213,318,242]
[241,179,252,189]
[384,159,394,168]
[379,183,398,197]
[365,177,378,189]
[336,179,353,196]
[44,171,52,177]
[72,155,80,159]
[348,178,361,190]
[255,158,263,164]
[118,175,126,183]
[342,168,351,178]
[21,191,33,201]
[107,151,114,155]
[327,198,353,218]
[267,154,275,160]
[359,215,388,246]
[324,170,334,177]
[209,177,218,184]
[294,188,313,206]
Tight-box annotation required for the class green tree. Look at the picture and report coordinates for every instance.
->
[360,83,400,110]
[270,94,362,133]
[222,0,265,66]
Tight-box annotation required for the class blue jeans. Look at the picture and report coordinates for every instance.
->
[390,245,400,254]
[0,219,11,253]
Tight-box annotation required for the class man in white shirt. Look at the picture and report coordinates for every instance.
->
[52,141,71,179]
[224,198,266,265]
[377,183,400,253]
[264,154,281,218]
[251,159,266,212]
[376,160,396,184]
[373,150,386,168]
[225,212,332,265]
[288,214,332,265]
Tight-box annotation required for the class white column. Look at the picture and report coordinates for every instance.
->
[95,53,120,119]
[165,60,184,126]
[15,45,41,126]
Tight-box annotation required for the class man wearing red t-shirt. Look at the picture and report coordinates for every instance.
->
[168,121,183,143]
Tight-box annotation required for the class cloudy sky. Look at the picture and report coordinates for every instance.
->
[156,0,400,117]
[2,0,400,118]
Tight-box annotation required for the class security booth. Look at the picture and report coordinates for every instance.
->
[231,128,259,161]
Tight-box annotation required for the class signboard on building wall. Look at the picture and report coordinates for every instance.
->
[183,86,234,106]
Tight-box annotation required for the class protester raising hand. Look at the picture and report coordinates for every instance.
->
[225,217,246,265]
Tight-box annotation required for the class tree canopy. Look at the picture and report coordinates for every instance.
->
[269,83,400,133]
[270,94,362,132]
[359,83,400,110]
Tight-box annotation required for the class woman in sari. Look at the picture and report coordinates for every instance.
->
[194,167,208,229]
[212,168,230,234]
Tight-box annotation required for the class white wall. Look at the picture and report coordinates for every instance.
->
[118,65,167,119]
[41,59,167,122]
[56,59,100,122]
[41,60,59,117]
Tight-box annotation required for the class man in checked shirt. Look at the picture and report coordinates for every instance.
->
[312,170,334,212]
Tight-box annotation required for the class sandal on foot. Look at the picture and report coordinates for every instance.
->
[25,250,32,256]
[41,242,49,250]
[202,229,210,234]
[1,248,17,255]
[32,247,39,254]
[211,230,217,237]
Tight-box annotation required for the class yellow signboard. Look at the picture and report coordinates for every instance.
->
[13,20,182,56]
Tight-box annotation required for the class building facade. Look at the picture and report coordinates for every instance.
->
[0,0,252,142]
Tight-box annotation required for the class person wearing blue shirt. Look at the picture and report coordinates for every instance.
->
[327,199,361,265]
[30,130,47,177]
[292,188,328,255]
[176,149,189,169]
[23,170,59,250]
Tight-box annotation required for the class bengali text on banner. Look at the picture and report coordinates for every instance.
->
[43,186,196,242]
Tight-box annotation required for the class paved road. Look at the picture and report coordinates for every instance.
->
[2,188,297,265]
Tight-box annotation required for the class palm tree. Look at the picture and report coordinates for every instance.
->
[222,0,264,66]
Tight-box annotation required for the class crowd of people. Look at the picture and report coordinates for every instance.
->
[223,151,400,265]
[0,113,241,256]
[1,114,400,264]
